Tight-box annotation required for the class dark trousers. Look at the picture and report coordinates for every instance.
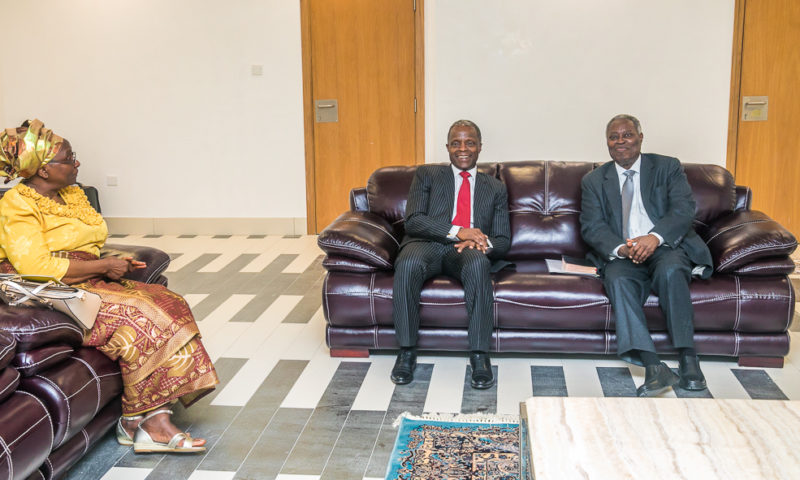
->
[393,241,493,352]
[602,246,695,365]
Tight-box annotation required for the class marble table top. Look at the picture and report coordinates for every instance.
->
[520,396,800,479]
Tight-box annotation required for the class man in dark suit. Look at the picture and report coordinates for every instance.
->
[391,119,511,389]
[580,114,712,397]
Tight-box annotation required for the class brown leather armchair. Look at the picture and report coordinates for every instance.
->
[318,161,796,367]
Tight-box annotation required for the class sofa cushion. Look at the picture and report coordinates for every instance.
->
[0,306,83,352]
[322,255,381,273]
[684,163,736,226]
[499,161,594,259]
[318,211,399,270]
[0,330,15,370]
[0,391,53,480]
[102,244,171,285]
[13,344,75,377]
[19,348,121,449]
[0,367,20,403]
[731,256,796,276]
[705,211,797,272]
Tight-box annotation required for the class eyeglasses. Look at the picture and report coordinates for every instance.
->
[50,152,77,165]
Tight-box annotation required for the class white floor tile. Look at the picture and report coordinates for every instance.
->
[187,471,236,480]
[212,323,307,406]
[351,354,397,411]
[100,467,152,480]
[423,356,467,413]
[198,252,246,273]
[275,475,321,480]
[281,307,326,360]
[765,364,800,400]
[224,295,303,357]
[280,343,342,409]
[703,361,751,399]
[561,358,604,397]
[241,251,280,272]
[183,293,209,309]
[195,294,256,337]
[496,358,533,415]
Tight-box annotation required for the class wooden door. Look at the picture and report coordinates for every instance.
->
[728,0,800,234]
[302,0,423,233]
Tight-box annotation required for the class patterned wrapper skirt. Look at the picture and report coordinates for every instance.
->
[1,252,219,415]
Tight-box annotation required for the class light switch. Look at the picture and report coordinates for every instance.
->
[251,64,264,76]
[106,175,118,186]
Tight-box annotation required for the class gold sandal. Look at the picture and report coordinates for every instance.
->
[132,409,205,454]
[115,415,143,446]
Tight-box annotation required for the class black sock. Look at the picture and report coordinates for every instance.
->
[639,350,660,367]
[679,347,696,360]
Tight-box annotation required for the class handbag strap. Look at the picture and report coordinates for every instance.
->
[1,279,54,306]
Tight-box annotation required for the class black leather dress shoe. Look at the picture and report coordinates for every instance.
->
[469,352,495,389]
[636,362,680,397]
[678,355,707,390]
[390,349,417,385]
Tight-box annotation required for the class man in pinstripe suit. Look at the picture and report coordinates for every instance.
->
[391,120,511,389]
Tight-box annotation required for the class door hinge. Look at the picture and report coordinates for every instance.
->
[413,0,416,12]
[414,97,417,113]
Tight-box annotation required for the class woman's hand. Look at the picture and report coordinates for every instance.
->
[123,256,147,272]
[103,257,131,280]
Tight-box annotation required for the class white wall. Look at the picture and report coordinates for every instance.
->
[425,0,735,166]
[0,0,306,220]
[0,1,735,230]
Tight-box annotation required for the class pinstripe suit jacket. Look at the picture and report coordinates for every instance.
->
[400,164,511,272]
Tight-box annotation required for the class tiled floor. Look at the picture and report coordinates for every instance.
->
[63,235,800,480]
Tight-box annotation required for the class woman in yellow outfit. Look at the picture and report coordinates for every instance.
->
[0,120,218,453]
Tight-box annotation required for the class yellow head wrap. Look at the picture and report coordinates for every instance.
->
[0,119,64,183]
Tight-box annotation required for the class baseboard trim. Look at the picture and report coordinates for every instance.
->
[104,217,307,235]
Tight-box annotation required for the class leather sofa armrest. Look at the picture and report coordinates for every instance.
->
[318,211,399,271]
[0,306,83,351]
[101,244,171,284]
[705,210,797,273]
[350,187,369,212]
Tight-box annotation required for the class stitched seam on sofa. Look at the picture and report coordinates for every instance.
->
[369,273,376,326]
[734,331,740,357]
[323,275,332,326]
[705,219,771,243]
[9,391,54,451]
[316,240,392,268]
[733,276,741,332]
[605,304,611,332]
[12,324,83,337]
[0,370,20,398]
[145,259,170,284]
[35,375,72,433]
[342,219,400,246]
[323,263,376,272]
[544,162,550,215]
[16,350,71,370]
[605,331,610,355]
[81,429,90,455]
[736,264,790,272]
[0,342,15,360]
[71,357,102,417]
[495,299,608,309]
[0,434,11,480]
[784,274,794,331]
[45,457,52,474]
[373,325,378,348]
[718,242,798,270]
[419,301,466,306]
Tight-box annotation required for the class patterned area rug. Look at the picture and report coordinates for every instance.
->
[385,413,520,480]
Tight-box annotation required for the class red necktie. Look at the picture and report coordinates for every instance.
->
[452,171,471,228]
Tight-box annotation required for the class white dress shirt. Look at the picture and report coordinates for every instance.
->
[446,165,492,247]
[612,156,663,257]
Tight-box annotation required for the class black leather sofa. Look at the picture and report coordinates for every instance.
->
[318,160,797,367]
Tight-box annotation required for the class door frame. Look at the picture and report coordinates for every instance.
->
[726,0,746,174]
[300,0,425,234]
